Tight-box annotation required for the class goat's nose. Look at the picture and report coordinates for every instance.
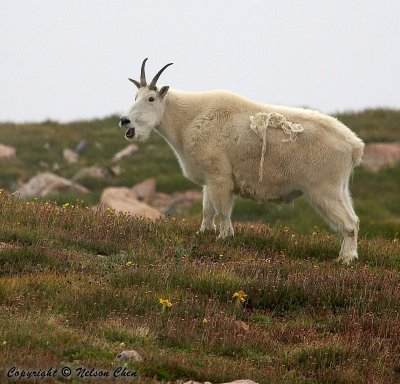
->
[120,117,131,126]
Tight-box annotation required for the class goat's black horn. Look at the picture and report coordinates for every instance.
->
[140,58,148,87]
[148,62,173,90]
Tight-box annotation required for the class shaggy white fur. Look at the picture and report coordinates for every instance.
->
[121,83,364,264]
[249,112,304,182]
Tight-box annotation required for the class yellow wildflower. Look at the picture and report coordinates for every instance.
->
[159,298,173,308]
[233,290,247,303]
[202,318,208,324]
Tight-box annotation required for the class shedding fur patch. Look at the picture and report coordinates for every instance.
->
[249,112,304,182]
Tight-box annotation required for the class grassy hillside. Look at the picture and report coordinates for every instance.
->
[0,191,399,383]
[0,108,399,238]
[336,109,400,143]
[0,110,399,383]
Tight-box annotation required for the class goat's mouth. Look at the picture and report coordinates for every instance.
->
[125,127,135,139]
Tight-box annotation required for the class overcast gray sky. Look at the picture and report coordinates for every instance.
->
[1,0,399,122]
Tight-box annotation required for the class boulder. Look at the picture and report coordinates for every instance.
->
[0,144,16,159]
[152,190,203,215]
[115,350,143,362]
[71,166,112,182]
[18,172,89,199]
[100,187,162,220]
[362,142,400,172]
[112,144,139,162]
[63,148,78,164]
[131,178,157,203]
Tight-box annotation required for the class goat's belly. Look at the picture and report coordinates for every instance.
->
[232,176,302,204]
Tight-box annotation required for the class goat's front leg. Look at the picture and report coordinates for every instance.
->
[198,185,217,233]
[206,179,234,239]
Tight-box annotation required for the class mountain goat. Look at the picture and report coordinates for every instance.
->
[120,59,364,263]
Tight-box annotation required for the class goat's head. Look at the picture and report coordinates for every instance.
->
[120,58,173,141]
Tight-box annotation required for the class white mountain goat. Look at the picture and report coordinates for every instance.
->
[120,59,365,263]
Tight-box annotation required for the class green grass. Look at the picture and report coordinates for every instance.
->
[336,108,400,143]
[0,191,399,383]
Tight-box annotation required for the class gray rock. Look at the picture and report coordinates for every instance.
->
[18,172,89,199]
[71,166,112,182]
[115,350,143,362]
[112,144,139,162]
[63,148,78,164]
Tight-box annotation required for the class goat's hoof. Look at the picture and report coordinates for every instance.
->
[217,230,234,240]
[335,254,358,265]
[196,225,216,235]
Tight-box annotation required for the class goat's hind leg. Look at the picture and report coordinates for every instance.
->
[306,187,359,264]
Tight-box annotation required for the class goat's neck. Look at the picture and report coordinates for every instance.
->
[156,90,201,153]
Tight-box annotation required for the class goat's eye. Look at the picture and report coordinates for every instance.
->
[148,97,155,102]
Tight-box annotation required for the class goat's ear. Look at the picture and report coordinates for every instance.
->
[128,78,141,89]
[159,86,169,99]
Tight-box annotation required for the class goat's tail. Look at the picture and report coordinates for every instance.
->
[351,138,365,168]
